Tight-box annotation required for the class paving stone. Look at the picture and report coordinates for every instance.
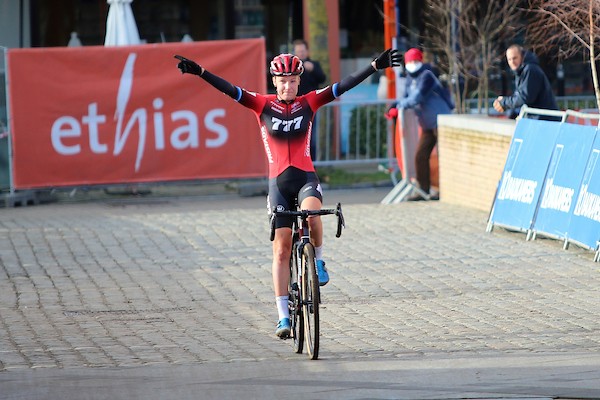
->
[0,193,598,375]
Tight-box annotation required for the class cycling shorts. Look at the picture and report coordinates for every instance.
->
[267,166,323,229]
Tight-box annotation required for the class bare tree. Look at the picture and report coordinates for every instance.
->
[465,1,523,112]
[527,0,600,110]
[423,0,524,113]
[423,0,472,113]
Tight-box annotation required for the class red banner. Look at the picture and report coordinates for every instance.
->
[8,38,267,189]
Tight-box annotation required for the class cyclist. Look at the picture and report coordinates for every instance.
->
[175,49,401,338]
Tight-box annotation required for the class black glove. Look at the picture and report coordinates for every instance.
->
[174,55,203,76]
[373,49,402,70]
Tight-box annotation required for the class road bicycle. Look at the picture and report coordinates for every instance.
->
[270,203,344,360]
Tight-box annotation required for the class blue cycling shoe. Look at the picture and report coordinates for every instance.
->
[316,260,329,286]
[275,318,291,338]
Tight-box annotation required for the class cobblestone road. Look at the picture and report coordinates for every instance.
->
[1,192,598,368]
[1,190,599,398]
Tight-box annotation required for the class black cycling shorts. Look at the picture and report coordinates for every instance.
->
[267,167,323,229]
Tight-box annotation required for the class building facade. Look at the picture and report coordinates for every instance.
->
[1,1,422,57]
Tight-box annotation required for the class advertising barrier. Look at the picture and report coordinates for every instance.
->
[532,123,597,242]
[487,117,562,233]
[567,133,600,252]
[488,107,600,261]
[7,38,267,189]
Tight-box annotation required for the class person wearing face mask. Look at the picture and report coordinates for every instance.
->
[493,44,558,120]
[385,48,454,201]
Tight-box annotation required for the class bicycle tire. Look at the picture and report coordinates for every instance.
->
[301,243,319,359]
[289,245,304,353]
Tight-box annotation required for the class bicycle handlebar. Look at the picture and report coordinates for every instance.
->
[269,203,345,241]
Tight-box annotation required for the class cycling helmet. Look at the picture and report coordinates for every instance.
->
[270,53,304,76]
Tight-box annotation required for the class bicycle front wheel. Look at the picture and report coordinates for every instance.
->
[289,246,304,354]
[301,243,319,360]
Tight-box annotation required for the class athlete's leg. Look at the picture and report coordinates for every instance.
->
[272,227,293,297]
[300,195,323,247]
[273,227,294,336]
[300,195,329,286]
[297,175,323,248]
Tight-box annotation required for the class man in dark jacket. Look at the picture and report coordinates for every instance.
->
[293,39,326,96]
[493,45,558,119]
[294,39,327,161]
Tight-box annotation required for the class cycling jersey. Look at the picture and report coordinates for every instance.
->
[238,88,334,177]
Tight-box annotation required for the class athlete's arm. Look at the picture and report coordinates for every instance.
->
[200,70,242,100]
[175,55,242,101]
[333,49,401,97]
[333,65,376,97]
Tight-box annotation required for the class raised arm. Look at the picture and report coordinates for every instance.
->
[333,49,402,97]
[175,55,242,101]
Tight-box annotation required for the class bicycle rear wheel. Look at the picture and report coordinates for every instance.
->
[289,245,304,353]
[301,243,319,359]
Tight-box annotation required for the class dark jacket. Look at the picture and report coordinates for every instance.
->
[499,51,558,115]
[397,64,454,130]
[298,58,326,96]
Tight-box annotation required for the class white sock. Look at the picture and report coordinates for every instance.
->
[276,296,289,320]
[315,245,323,260]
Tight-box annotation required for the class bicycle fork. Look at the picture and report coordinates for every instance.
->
[289,242,302,314]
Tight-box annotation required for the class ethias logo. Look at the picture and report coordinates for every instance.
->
[50,53,228,172]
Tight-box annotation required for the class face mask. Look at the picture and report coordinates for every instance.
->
[405,62,422,74]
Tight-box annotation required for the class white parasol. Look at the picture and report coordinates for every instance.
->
[104,0,141,46]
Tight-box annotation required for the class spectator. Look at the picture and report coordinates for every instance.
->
[386,48,454,201]
[293,39,326,161]
[293,39,326,95]
[493,44,559,120]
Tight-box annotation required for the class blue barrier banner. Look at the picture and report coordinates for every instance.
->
[532,123,597,240]
[568,131,600,249]
[489,118,561,231]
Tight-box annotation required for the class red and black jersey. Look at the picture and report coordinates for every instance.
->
[238,87,335,178]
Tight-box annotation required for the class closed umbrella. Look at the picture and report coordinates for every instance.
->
[103,0,148,194]
[104,0,141,46]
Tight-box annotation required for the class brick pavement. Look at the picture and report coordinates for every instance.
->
[0,191,599,397]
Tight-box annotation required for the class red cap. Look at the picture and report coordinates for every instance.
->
[404,48,423,63]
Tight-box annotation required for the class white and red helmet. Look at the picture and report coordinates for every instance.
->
[270,53,304,76]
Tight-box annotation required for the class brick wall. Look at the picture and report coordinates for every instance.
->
[437,115,515,212]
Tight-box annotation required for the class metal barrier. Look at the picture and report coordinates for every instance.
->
[465,95,598,115]
[313,99,396,168]
[314,96,598,170]
[0,47,10,191]
[556,95,598,111]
